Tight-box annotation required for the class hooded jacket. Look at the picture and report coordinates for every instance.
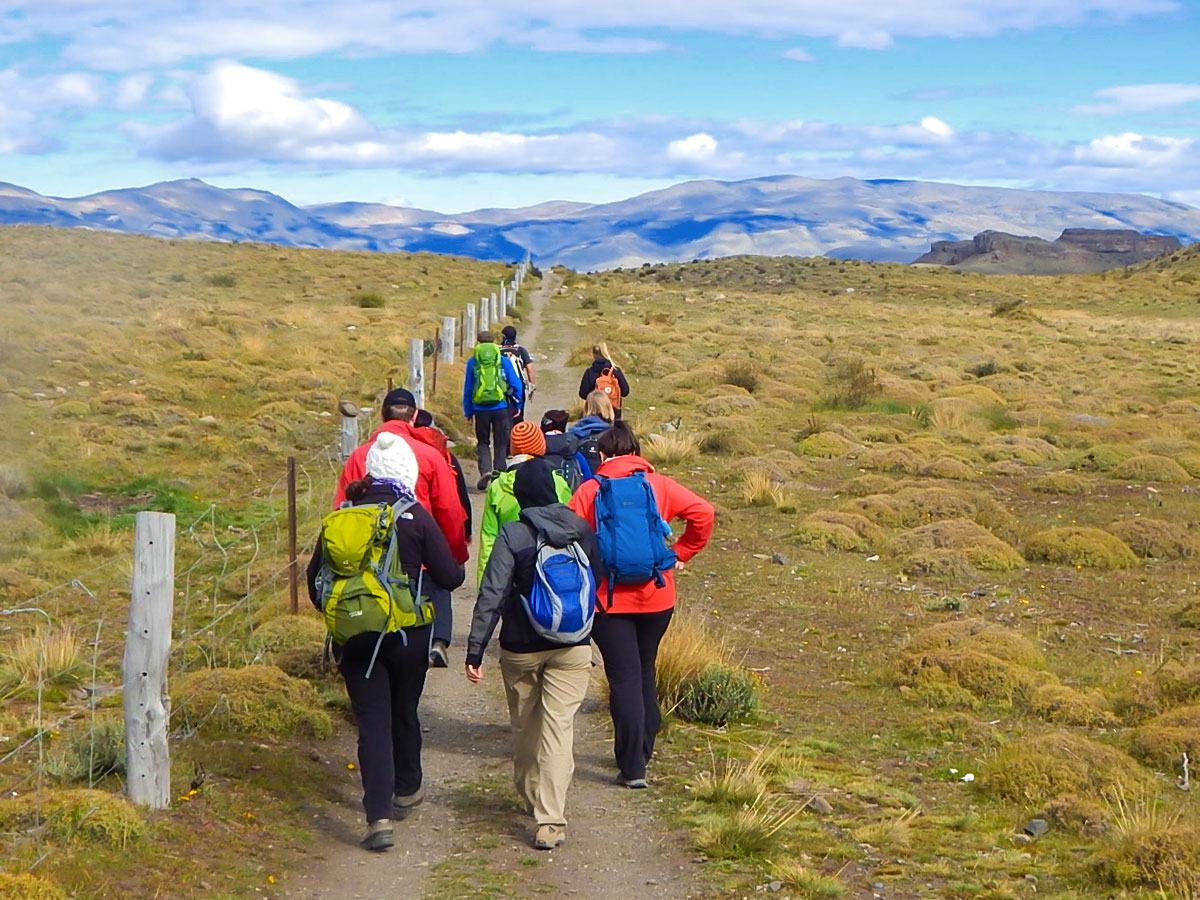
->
[463,346,524,416]
[476,455,573,583]
[334,419,469,563]
[567,416,611,475]
[568,454,714,615]
[578,357,629,401]
[467,504,603,665]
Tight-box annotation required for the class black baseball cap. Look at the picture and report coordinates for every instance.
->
[383,388,416,407]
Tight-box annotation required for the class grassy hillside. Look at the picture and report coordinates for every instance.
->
[565,252,1200,898]
[0,227,516,899]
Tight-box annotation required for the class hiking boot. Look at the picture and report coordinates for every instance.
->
[362,819,394,852]
[394,785,424,813]
[476,473,494,491]
[615,775,648,789]
[533,823,566,850]
[428,641,449,668]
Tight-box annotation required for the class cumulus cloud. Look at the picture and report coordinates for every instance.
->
[1073,83,1200,115]
[668,133,718,162]
[0,0,1175,69]
[782,47,816,62]
[0,69,104,153]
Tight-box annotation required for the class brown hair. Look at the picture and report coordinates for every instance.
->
[382,403,416,423]
[583,390,614,422]
[597,420,640,459]
[592,341,612,361]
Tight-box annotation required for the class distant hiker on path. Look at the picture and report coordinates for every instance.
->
[569,421,714,789]
[477,420,573,584]
[578,342,628,419]
[307,470,465,852]
[500,324,536,423]
[568,391,615,476]
[464,330,525,490]
[466,458,603,850]
[335,388,469,566]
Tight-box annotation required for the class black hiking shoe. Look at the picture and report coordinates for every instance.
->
[428,641,449,668]
[362,819,393,852]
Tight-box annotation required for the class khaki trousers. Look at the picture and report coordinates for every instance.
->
[499,644,592,826]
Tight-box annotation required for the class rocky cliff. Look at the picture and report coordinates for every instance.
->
[914,228,1181,274]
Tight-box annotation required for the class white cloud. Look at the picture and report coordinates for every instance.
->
[0,0,1175,69]
[667,133,718,162]
[0,69,104,153]
[114,73,155,109]
[1074,131,1193,167]
[782,47,815,62]
[1073,83,1200,115]
[920,116,954,138]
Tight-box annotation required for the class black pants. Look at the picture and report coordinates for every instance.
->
[428,586,452,646]
[336,626,431,822]
[591,607,673,780]
[473,408,512,476]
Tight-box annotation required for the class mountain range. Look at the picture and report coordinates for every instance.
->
[1,175,1197,271]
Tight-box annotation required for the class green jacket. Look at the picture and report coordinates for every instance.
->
[477,456,573,584]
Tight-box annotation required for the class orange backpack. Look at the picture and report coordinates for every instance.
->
[595,366,622,410]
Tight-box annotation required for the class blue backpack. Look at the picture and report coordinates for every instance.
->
[594,471,677,607]
[522,535,597,643]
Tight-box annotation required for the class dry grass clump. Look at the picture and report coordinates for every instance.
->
[655,609,731,711]
[1024,527,1138,569]
[857,447,923,474]
[1068,443,1138,472]
[1030,472,1091,495]
[693,746,776,807]
[692,792,801,859]
[852,807,921,849]
[906,619,1044,667]
[984,459,1027,476]
[1178,453,1200,477]
[919,457,976,480]
[727,453,809,483]
[0,625,85,689]
[699,393,759,417]
[1129,705,1200,769]
[767,861,845,899]
[0,466,27,498]
[889,518,1023,572]
[736,470,785,508]
[980,434,1060,465]
[798,431,861,458]
[841,474,901,497]
[1089,792,1200,896]
[1111,454,1193,483]
[1030,683,1118,728]
[0,872,67,900]
[0,789,146,847]
[981,734,1152,807]
[699,423,759,456]
[1106,518,1197,559]
[643,431,702,466]
[174,664,333,739]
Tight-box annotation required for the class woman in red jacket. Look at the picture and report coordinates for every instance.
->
[568,421,714,787]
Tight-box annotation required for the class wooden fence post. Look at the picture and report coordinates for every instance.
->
[441,316,455,364]
[287,456,298,613]
[479,296,490,333]
[465,303,476,349]
[339,405,359,461]
[409,338,425,409]
[124,511,175,810]
[431,328,439,396]
[491,291,499,323]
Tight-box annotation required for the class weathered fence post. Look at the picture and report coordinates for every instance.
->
[124,511,175,810]
[409,338,425,408]
[441,316,455,364]
[479,296,490,333]
[338,402,359,461]
[431,328,440,396]
[465,303,476,347]
[491,291,499,323]
[287,456,298,614]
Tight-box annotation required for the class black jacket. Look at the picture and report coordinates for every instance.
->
[466,504,603,666]
[578,357,629,401]
[307,481,465,610]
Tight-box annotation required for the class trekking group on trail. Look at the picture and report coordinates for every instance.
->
[310,322,713,854]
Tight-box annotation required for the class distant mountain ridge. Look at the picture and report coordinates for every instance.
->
[1,175,1198,271]
[915,228,1183,274]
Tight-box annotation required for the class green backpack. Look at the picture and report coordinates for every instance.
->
[314,499,431,677]
[472,342,508,406]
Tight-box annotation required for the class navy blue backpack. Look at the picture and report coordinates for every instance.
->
[522,536,596,643]
[594,471,677,606]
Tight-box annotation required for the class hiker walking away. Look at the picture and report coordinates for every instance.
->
[500,325,536,423]
[407,408,473,667]
[540,409,591,490]
[568,421,714,788]
[464,330,525,490]
[568,391,615,476]
[466,458,604,850]
[477,420,572,586]
[578,342,629,420]
[335,388,469,567]
[307,468,465,852]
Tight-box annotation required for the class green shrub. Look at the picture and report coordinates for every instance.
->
[820,357,881,410]
[676,666,758,726]
[1107,518,1196,559]
[0,789,146,847]
[1024,527,1138,569]
[354,291,385,308]
[0,872,67,900]
[981,734,1151,807]
[45,720,125,782]
[204,272,236,287]
[1111,454,1193,483]
[1031,472,1090,495]
[723,360,761,393]
[174,665,333,739]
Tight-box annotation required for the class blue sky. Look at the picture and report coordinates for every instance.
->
[1,0,1198,211]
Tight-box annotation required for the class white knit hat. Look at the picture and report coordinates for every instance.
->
[365,432,419,488]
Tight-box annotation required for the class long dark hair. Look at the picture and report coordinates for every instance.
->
[597,420,640,458]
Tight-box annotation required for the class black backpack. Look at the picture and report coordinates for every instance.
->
[543,433,586,491]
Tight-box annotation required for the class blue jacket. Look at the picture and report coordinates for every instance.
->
[567,415,612,438]
[463,352,524,416]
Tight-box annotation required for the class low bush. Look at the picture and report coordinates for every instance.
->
[798,431,860,458]
[857,447,923,474]
[1106,518,1196,559]
[1129,705,1200,769]
[353,291,385,308]
[723,360,761,393]
[981,734,1151,807]
[1068,443,1137,472]
[0,789,146,847]
[889,518,1023,572]
[0,872,67,900]
[980,434,1060,465]
[676,666,758,726]
[906,619,1044,668]
[174,665,333,739]
[1030,683,1118,728]
[1024,527,1138,569]
[919,457,976,480]
[45,719,125,782]
[905,648,1045,704]
[1111,454,1193,483]
[1031,472,1090,495]
[794,520,864,552]
[841,474,900,497]
[643,431,702,466]
[250,614,326,657]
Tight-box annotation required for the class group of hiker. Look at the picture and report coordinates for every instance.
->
[308,324,713,854]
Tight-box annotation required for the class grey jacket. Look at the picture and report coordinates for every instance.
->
[466,504,603,666]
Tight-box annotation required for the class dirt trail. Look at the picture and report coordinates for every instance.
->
[289,274,704,899]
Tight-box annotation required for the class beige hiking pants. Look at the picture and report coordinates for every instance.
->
[499,644,592,826]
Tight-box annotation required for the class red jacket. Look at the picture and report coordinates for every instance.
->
[568,454,714,614]
[335,420,469,563]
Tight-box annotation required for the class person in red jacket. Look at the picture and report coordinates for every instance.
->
[335,389,469,565]
[568,420,714,788]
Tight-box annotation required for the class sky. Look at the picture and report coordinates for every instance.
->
[1,0,1198,212]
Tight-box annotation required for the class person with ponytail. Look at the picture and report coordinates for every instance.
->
[578,341,629,420]
[568,420,714,788]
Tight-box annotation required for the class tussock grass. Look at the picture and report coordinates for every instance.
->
[1090,787,1200,897]
[981,734,1152,808]
[768,860,846,898]
[0,789,145,847]
[1030,472,1091,494]
[63,521,127,556]
[693,745,777,806]
[655,609,731,711]
[174,664,333,739]
[1030,683,1118,728]
[798,431,861,458]
[889,518,1023,572]
[1024,526,1138,569]
[0,872,67,900]
[736,470,785,508]
[1129,705,1200,769]
[692,791,802,859]
[1111,454,1193,483]
[1107,518,1197,559]
[643,431,702,466]
[1,626,84,688]
[852,807,921,848]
